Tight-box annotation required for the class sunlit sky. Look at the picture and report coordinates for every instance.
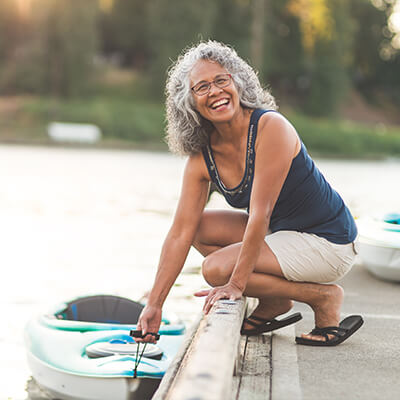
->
[389,1,400,48]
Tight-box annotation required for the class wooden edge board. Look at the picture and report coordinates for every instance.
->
[152,313,203,400]
[153,297,247,400]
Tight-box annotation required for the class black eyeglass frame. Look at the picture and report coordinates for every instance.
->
[191,73,232,96]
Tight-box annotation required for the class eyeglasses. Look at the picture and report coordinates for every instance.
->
[191,74,232,96]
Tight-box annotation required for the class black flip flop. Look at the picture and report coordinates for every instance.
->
[295,315,364,346]
[241,312,303,336]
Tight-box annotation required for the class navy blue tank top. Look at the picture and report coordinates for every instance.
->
[201,109,357,244]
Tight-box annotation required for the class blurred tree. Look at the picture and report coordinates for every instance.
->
[212,0,251,60]
[106,0,151,68]
[251,0,266,74]
[305,0,353,116]
[263,0,304,99]
[287,0,334,54]
[282,0,353,116]
[1,0,99,97]
[146,0,218,97]
[1,0,398,117]
[0,0,20,62]
[0,0,24,91]
[349,0,400,106]
[38,0,100,97]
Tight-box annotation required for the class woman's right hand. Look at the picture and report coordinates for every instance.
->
[135,305,162,343]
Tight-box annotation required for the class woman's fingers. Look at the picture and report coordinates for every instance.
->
[194,289,210,297]
[196,286,238,314]
[203,290,229,314]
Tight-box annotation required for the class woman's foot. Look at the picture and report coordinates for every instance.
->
[301,284,344,342]
[242,298,293,331]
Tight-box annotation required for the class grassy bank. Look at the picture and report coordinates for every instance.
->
[290,112,400,158]
[1,95,400,158]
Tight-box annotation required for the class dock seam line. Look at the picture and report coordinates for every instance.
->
[271,324,302,400]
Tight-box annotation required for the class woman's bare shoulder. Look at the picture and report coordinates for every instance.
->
[185,151,211,182]
[256,111,300,156]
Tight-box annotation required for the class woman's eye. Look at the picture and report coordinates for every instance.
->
[197,83,209,91]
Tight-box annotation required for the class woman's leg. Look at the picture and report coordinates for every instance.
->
[192,210,344,341]
[202,241,343,341]
[192,210,299,333]
[192,209,249,256]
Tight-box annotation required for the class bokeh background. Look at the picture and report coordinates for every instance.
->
[1,0,400,156]
[1,1,400,399]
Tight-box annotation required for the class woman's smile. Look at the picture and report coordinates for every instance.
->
[190,60,240,122]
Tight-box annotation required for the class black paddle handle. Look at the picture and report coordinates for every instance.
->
[130,330,160,340]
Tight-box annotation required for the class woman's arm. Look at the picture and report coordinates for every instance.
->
[137,153,210,341]
[201,113,299,313]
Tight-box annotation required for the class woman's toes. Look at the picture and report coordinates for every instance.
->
[301,333,326,341]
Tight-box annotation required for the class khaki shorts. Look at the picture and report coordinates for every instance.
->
[264,230,357,283]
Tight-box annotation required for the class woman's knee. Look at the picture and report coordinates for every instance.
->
[201,253,231,286]
[193,209,248,250]
[192,210,214,249]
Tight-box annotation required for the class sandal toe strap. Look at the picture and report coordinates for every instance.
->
[311,326,347,338]
[247,314,274,323]
[243,316,274,329]
[243,318,264,328]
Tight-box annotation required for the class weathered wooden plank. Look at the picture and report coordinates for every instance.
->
[154,298,246,400]
[271,324,302,400]
[236,334,271,400]
[152,313,203,400]
[232,335,247,399]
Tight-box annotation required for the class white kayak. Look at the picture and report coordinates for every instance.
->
[357,213,400,282]
[24,295,185,400]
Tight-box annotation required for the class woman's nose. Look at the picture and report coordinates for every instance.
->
[208,82,223,96]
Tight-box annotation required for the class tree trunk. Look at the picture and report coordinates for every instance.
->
[250,0,265,73]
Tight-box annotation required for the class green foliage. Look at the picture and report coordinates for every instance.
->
[146,0,218,97]
[36,0,99,97]
[0,0,399,121]
[349,0,400,105]
[0,0,99,97]
[3,94,400,159]
[0,0,26,92]
[0,0,19,60]
[106,0,151,68]
[20,95,165,143]
[212,0,251,60]
[290,111,400,158]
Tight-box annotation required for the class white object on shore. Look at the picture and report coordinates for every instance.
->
[357,216,400,282]
[48,122,101,144]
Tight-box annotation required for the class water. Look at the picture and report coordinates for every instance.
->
[1,144,399,399]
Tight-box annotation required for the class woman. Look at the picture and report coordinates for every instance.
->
[136,40,363,347]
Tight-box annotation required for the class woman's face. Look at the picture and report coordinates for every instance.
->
[189,59,241,124]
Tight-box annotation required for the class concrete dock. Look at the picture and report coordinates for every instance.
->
[291,261,400,400]
[153,260,400,400]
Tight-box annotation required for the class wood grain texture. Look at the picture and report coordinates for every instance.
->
[153,298,247,400]
[236,334,271,400]
[152,313,203,400]
[271,324,302,400]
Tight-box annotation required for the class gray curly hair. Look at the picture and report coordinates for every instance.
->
[165,40,277,156]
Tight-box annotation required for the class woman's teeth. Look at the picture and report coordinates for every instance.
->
[211,99,229,109]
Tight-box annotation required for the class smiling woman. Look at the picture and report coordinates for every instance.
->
[165,41,276,156]
[136,40,363,348]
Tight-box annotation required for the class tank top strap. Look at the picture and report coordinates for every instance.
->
[248,108,278,162]
[201,142,218,185]
[249,109,279,144]
[201,108,277,204]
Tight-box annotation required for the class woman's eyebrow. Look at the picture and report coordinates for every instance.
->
[193,79,208,85]
[194,74,225,85]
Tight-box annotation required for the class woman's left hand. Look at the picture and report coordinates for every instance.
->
[194,282,243,314]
